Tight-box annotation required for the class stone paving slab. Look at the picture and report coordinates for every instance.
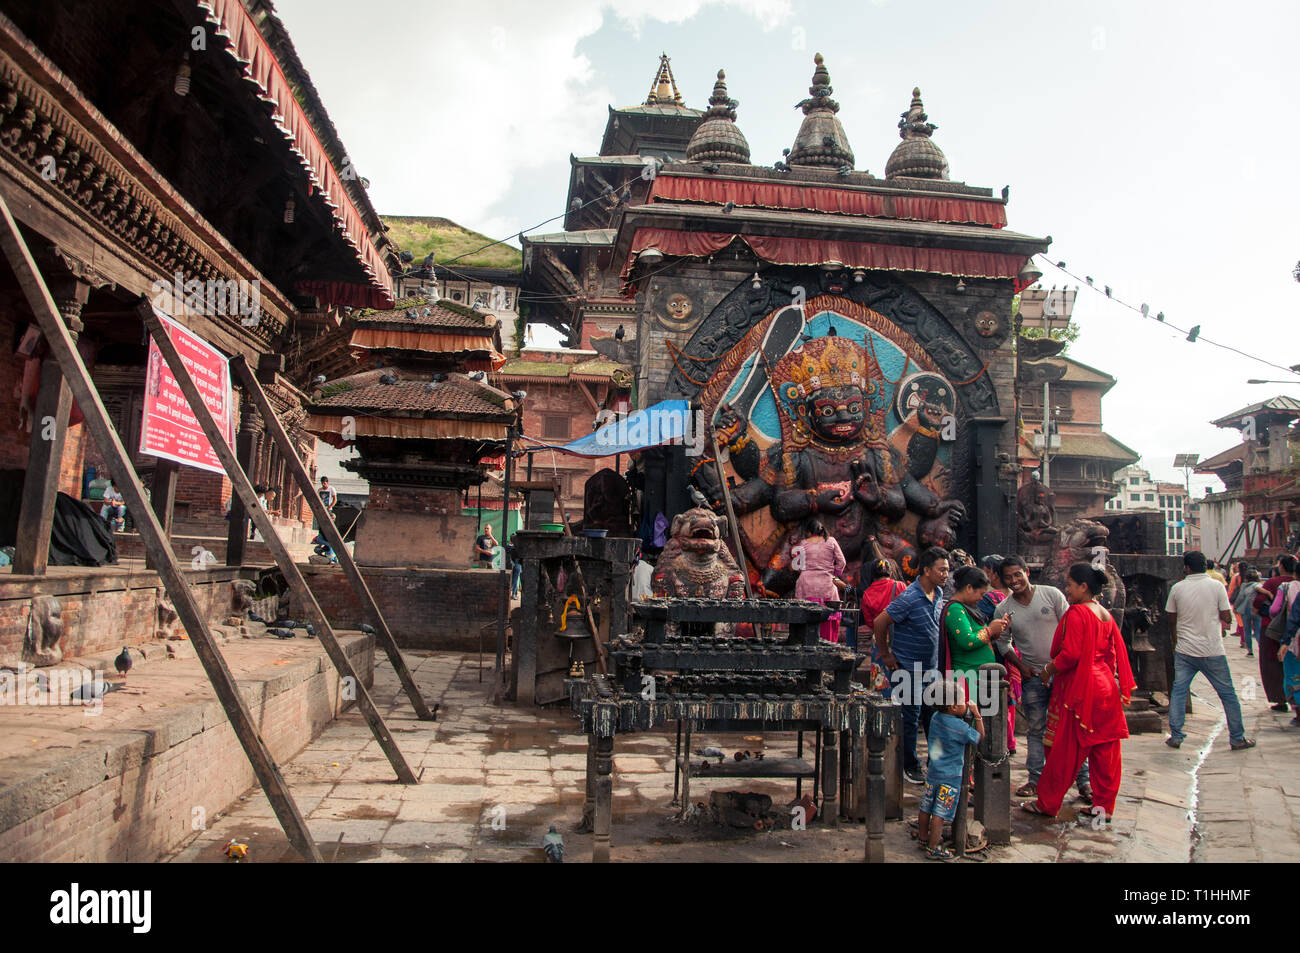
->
[163,642,1300,863]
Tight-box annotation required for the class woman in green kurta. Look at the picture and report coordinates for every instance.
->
[942,566,1011,691]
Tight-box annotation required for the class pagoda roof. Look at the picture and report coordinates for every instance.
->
[1195,443,1249,472]
[1212,395,1300,428]
[1055,431,1141,463]
[310,377,512,418]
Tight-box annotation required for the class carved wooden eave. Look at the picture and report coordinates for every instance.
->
[0,16,300,360]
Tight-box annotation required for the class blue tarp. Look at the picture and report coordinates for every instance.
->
[542,399,694,458]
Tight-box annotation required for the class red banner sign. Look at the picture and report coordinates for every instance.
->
[139,308,234,475]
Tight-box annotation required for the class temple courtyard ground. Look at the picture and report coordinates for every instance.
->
[166,641,1300,863]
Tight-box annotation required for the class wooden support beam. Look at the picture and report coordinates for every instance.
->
[12,279,85,575]
[137,303,419,785]
[145,458,179,571]
[0,192,323,863]
[225,393,260,566]
[229,355,437,722]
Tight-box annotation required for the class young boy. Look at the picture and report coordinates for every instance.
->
[917,680,984,860]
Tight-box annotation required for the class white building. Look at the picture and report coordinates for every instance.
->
[1105,464,1189,555]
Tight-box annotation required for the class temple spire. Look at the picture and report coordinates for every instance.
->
[686,69,750,163]
[787,53,854,169]
[885,86,949,180]
[644,52,684,106]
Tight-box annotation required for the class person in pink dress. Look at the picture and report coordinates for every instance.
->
[794,519,847,642]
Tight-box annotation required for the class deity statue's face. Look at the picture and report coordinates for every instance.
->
[805,384,866,442]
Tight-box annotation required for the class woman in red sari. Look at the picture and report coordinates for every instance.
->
[1022,562,1136,822]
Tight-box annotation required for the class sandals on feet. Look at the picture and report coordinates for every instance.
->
[1021,800,1054,817]
[1076,785,1094,806]
[926,844,954,861]
[1015,781,1038,798]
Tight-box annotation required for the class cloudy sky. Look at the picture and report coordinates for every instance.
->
[276,0,1300,492]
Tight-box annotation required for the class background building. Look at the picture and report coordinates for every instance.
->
[1105,464,1190,555]
[1019,355,1139,525]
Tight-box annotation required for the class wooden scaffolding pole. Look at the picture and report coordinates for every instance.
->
[229,355,437,721]
[137,302,417,785]
[0,194,324,862]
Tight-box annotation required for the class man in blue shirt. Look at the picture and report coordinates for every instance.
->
[873,546,950,783]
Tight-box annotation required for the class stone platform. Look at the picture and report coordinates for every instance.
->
[0,627,374,862]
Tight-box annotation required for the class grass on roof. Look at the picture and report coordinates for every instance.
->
[382,216,522,272]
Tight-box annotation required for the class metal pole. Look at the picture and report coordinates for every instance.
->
[1042,379,1051,487]
[494,419,516,690]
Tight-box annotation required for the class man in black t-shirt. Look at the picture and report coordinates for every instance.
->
[474,524,497,566]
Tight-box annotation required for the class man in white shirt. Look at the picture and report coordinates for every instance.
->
[1165,550,1254,750]
[994,555,1089,801]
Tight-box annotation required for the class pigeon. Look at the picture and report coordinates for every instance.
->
[822,135,835,147]
[614,324,625,341]
[359,623,375,635]
[270,627,296,639]
[379,374,398,385]
[1156,312,1165,322]
[114,646,133,680]
[304,623,316,638]
[699,746,725,762]
[1002,185,1010,202]
[1186,325,1200,343]
[70,681,118,702]
[542,825,564,863]
[467,370,487,382]
[570,197,582,210]
[837,164,852,176]
[702,162,720,174]
[1104,285,1112,297]
[688,485,711,509]
[720,201,735,214]
[312,374,327,386]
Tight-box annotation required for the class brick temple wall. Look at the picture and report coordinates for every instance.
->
[0,632,373,862]
[300,564,501,651]
[0,567,256,669]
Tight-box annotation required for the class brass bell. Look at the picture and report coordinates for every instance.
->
[556,595,590,640]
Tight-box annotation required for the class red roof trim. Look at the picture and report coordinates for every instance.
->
[198,0,394,306]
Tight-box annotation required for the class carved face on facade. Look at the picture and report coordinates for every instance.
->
[803,384,866,442]
[974,311,999,337]
[662,293,694,328]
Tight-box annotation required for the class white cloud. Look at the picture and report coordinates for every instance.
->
[276,0,792,230]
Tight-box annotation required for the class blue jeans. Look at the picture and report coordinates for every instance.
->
[892,657,936,774]
[511,560,522,598]
[1242,613,1260,654]
[1020,677,1090,787]
[1168,652,1247,745]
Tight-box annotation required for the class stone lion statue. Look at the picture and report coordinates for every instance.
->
[651,507,746,600]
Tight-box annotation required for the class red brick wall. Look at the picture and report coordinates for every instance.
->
[301,564,501,651]
[366,484,462,515]
[0,569,255,668]
[0,633,373,862]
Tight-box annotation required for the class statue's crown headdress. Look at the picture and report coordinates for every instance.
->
[778,332,874,398]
